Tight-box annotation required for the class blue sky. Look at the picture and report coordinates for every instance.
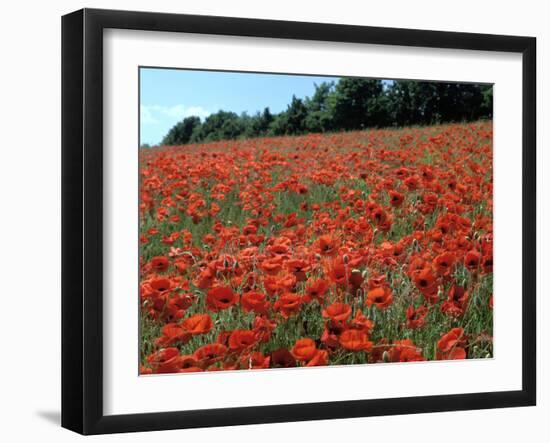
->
[140,68,340,146]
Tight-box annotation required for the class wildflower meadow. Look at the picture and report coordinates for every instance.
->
[139,121,493,374]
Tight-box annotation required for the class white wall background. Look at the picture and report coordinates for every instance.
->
[0,1,545,442]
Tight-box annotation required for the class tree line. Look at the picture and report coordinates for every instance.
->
[159,78,493,146]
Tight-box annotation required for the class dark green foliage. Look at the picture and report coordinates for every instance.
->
[161,79,493,145]
[193,111,246,142]
[161,116,201,145]
[285,95,309,134]
[331,78,389,129]
[243,107,275,138]
[304,82,334,133]
[268,112,290,136]
[387,81,493,126]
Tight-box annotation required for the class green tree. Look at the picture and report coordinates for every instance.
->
[386,81,425,126]
[331,78,388,130]
[268,97,308,136]
[160,78,494,145]
[258,107,274,134]
[304,82,334,132]
[268,112,290,136]
[162,116,202,145]
[243,107,274,138]
[480,85,493,119]
[286,95,308,134]
[193,110,245,142]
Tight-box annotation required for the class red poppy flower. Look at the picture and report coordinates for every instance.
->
[441,285,469,317]
[179,355,203,373]
[306,349,329,366]
[304,279,329,303]
[240,352,270,370]
[369,207,392,231]
[260,257,283,275]
[388,190,404,207]
[437,327,467,360]
[195,267,215,290]
[349,310,374,333]
[146,348,181,374]
[206,286,239,312]
[365,285,393,309]
[315,235,338,256]
[464,250,482,271]
[412,268,439,303]
[149,277,172,293]
[271,348,297,368]
[228,329,258,352]
[285,258,311,282]
[173,259,188,273]
[276,272,298,292]
[241,291,270,314]
[291,338,318,362]
[367,274,386,289]
[161,296,189,323]
[339,329,373,352]
[193,343,228,368]
[329,262,350,286]
[384,340,425,362]
[322,302,352,322]
[274,293,303,318]
[406,305,428,329]
[140,365,153,375]
[433,252,455,277]
[482,254,493,273]
[252,316,277,343]
[154,323,190,347]
[150,256,170,272]
[182,313,213,335]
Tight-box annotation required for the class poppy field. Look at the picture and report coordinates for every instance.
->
[139,121,493,374]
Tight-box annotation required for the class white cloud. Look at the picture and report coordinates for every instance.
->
[140,104,211,124]
[183,106,211,120]
[140,105,159,124]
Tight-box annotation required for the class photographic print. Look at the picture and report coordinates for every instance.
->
[138,68,494,375]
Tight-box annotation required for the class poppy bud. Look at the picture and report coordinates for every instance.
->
[223,258,229,268]
[315,253,322,261]
[233,260,239,270]
[382,351,390,363]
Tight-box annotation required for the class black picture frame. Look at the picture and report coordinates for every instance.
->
[62,8,536,435]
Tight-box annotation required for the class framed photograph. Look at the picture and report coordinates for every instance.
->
[61,8,536,435]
